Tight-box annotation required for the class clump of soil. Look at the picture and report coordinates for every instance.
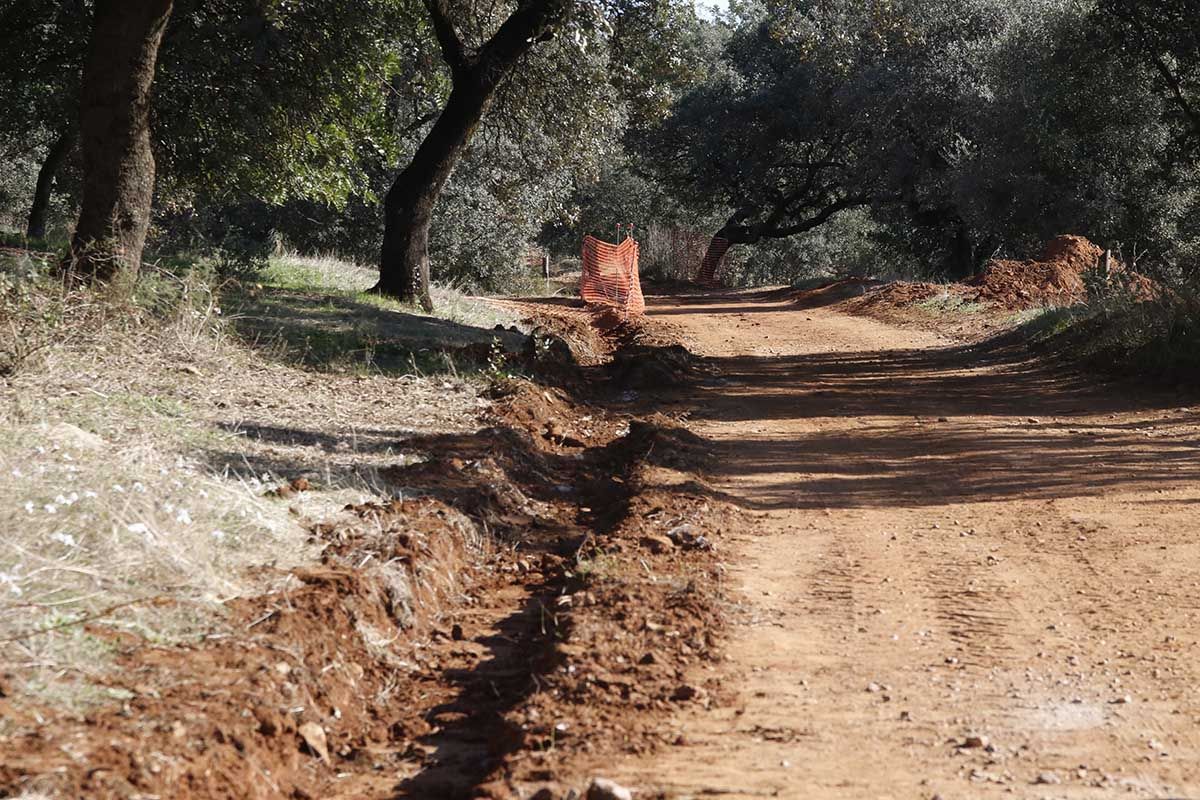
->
[503,418,743,797]
[846,281,963,311]
[966,235,1104,309]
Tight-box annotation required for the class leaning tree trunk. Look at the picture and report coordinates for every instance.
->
[68,0,173,285]
[375,0,569,309]
[27,126,76,241]
[696,234,735,286]
[376,82,494,311]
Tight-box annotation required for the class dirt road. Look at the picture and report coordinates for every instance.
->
[607,292,1200,798]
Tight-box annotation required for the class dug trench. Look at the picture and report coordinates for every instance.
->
[0,307,741,800]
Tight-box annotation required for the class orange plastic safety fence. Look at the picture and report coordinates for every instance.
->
[695,236,732,286]
[580,235,645,315]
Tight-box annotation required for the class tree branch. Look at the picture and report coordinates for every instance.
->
[766,194,872,238]
[424,0,470,78]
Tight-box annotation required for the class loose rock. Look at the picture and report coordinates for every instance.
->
[586,777,633,800]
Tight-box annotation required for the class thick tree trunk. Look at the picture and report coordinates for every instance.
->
[375,0,568,308]
[68,0,173,285]
[27,127,76,241]
[376,82,494,310]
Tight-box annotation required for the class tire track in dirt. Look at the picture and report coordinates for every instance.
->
[577,290,1200,799]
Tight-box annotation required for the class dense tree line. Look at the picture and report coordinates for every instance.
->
[644,0,1200,283]
[0,0,1197,296]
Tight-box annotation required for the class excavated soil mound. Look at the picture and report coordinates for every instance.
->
[848,281,959,310]
[967,235,1103,309]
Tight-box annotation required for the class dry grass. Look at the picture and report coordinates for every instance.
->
[265,250,526,330]
[0,252,498,710]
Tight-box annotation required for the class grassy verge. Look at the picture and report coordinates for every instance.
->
[0,249,516,710]
[223,251,529,375]
[1016,281,1200,381]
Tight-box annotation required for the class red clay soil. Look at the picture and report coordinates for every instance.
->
[548,288,1200,800]
[966,234,1105,309]
[0,312,739,800]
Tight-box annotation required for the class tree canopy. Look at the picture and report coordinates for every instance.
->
[0,0,1197,289]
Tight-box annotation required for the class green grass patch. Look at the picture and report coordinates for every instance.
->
[221,252,528,376]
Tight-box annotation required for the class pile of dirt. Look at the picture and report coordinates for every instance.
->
[845,281,964,311]
[0,375,611,799]
[0,495,494,800]
[760,278,880,309]
[0,304,738,800]
[966,234,1103,309]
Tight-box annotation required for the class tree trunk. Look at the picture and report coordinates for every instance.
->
[696,234,735,286]
[951,224,976,280]
[376,82,494,310]
[27,127,76,241]
[68,0,173,285]
[375,0,568,308]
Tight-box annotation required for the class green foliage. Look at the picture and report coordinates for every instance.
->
[646,0,1200,283]
[155,0,414,206]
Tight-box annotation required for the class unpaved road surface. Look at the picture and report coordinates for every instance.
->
[607,292,1200,798]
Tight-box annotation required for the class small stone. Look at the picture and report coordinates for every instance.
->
[586,777,633,800]
[1111,695,1132,704]
[638,535,675,554]
[866,682,882,693]
[671,684,703,702]
[298,722,330,764]
[43,422,107,452]
[451,623,465,641]
[1034,771,1061,785]
[961,734,989,749]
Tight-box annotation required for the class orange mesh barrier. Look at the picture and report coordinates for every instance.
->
[581,235,645,315]
[695,236,732,286]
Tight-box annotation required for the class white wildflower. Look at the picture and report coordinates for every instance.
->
[84,490,98,499]
[23,501,34,514]
[132,482,146,493]
[11,468,23,478]
[43,504,57,514]
[176,508,192,525]
[50,531,77,548]
[126,522,149,534]
[112,484,125,493]
[210,529,226,542]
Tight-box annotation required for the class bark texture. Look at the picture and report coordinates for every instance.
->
[375,0,569,308]
[69,0,173,284]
